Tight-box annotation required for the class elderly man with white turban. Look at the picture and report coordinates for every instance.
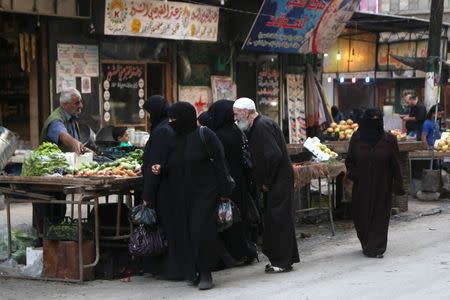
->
[233,97,299,273]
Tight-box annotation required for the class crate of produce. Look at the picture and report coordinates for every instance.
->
[44,217,93,241]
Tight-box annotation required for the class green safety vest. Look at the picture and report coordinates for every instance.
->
[40,107,80,152]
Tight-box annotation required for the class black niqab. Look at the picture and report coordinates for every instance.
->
[168,102,198,135]
[208,100,235,131]
[143,95,169,131]
[360,108,384,146]
[197,111,212,127]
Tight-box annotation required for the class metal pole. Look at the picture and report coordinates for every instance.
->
[6,196,12,258]
[78,200,84,282]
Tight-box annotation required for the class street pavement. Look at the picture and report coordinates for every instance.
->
[1,199,450,300]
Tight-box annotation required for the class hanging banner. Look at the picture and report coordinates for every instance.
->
[286,74,306,144]
[243,0,358,54]
[104,0,219,41]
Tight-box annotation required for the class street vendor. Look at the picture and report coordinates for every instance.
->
[33,87,85,239]
[401,92,426,141]
[40,87,85,154]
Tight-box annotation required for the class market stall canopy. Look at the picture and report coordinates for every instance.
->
[389,54,450,72]
[242,0,359,54]
[347,11,450,33]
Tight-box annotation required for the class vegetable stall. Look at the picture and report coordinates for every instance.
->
[0,143,144,282]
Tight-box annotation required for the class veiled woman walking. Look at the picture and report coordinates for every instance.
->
[345,108,404,258]
[147,102,234,290]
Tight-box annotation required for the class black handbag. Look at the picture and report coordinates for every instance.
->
[128,225,168,257]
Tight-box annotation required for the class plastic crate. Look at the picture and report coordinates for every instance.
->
[96,145,136,160]
[44,217,93,241]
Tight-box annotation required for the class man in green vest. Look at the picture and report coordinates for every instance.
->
[40,87,85,154]
[34,87,85,238]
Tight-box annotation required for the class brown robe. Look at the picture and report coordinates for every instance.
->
[345,132,404,256]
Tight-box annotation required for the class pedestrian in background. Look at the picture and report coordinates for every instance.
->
[421,104,442,148]
[346,108,404,258]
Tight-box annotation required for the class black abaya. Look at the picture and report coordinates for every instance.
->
[145,102,234,280]
[345,132,404,256]
[247,115,299,268]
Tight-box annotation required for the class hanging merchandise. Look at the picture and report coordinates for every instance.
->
[286,74,306,144]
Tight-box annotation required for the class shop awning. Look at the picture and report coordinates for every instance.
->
[347,11,450,33]
[389,54,450,72]
[242,0,360,54]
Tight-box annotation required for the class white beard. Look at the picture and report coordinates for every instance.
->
[236,118,250,131]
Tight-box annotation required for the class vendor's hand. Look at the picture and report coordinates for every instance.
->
[143,200,150,207]
[262,184,269,192]
[82,146,94,154]
[73,140,84,155]
[151,164,161,175]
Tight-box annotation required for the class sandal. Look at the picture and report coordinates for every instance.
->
[265,264,272,271]
[265,266,293,274]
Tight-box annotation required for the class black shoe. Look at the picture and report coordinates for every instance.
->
[245,253,260,265]
[189,274,200,286]
[221,252,239,268]
[198,272,213,290]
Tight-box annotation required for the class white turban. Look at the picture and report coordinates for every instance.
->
[233,97,256,110]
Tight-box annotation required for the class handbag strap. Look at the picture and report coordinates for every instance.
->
[199,126,215,164]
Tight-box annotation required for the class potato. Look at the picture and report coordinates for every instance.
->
[330,122,338,129]
[346,119,354,125]
[339,120,346,125]
[327,127,334,133]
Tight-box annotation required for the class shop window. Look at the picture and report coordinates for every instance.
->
[378,84,396,107]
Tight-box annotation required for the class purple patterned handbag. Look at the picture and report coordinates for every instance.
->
[128,225,168,257]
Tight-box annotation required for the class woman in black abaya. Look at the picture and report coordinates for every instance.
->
[207,100,258,265]
[141,95,173,204]
[345,108,404,258]
[149,102,234,290]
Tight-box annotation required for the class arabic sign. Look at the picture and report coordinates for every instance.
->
[104,0,219,41]
[101,63,146,125]
[243,0,358,54]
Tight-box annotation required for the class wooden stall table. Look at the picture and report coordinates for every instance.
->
[0,175,142,283]
[288,141,426,212]
[292,162,346,236]
[408,150,449,184]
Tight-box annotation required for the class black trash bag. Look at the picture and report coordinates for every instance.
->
[128,225,167,257]
[129,205,157,226]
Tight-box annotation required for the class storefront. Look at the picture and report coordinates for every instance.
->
[322,12,450,123]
